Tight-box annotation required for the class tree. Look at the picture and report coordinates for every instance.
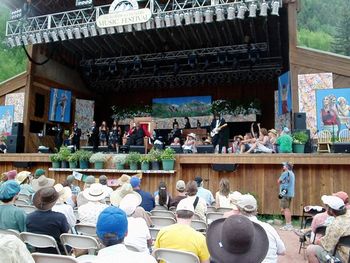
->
[331,4,350,56]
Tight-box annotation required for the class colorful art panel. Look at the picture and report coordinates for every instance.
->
[298,73,333,135]
[278,71,292,116]
[75,99,95,139]
[0,105,15,136]
[5,93,25,123]
[316,88,350,136]
[274,91,291,131]
[48,88,72,123]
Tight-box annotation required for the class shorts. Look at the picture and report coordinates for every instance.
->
[312,245,341,263]
[279,197,292,209]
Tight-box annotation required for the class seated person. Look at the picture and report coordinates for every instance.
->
[229,135,243,154]
[126,122,152,146]
[247,123,273,153]
[240,133,255,153]
[182,133,197,153]
[170,137,181,146]
[0,137,7,153]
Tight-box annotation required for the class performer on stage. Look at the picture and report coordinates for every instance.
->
[110,121,119,150]
[126,122,152,146]
[168,123,182,143]
[71,122,82,150]
[52,123,64,151]
[184,117,191,129]
[210,113,227,153]
[99,121,109,146]
[88,121,99,151]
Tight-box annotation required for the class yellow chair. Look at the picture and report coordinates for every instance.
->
[317,130,332,153]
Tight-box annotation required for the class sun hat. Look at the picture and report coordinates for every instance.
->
[321,195,345,210]
[206,215,268,263]
[96,206,128,241]
[54,184,72,203]
[67,175,75,184]
[268,129,278,136]
[0,180,21,200]
[117,174,131,186]
[33,187,59,211]
[176,180,186,191]
[188,133,196,138]
[31,175,55,191]
[333,191,349,203]
[6,170,17,180]
[83,183,106,202]
[33,169,45,179]
[176,198,195,213]
[110,183,134,206]
[15,171,31,185]
[119,192,142,216]
[130,177,141,188]
[234,135,244,140]
[236,194,257,212]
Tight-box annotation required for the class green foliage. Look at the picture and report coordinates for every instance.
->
[68,151,80,162]
[292,131,309,144]
[89,152,108,163]
[160,147,176,160]
[125,152,141,164]
[140,154,151,163]
[76,150,93,161]
[149,148,162,162]
[297,28,333,52]
[112,154,127,164]
[49,153,61,162]
[58,146,71,161]
[331,4,350,56]
[211,99,261,116]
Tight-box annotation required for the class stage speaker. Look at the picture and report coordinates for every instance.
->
[212,164,238,172]
[294,112,306,130]
[13,162,32,168]
[333,143,350,153]
[11,122,24,136]
[293,129,311,153]
[7,135,25,153]
[129,145,146,154]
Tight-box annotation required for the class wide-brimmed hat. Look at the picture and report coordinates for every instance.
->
[207,215,268,263]
[268,129,278,136]
[188,133,196,138]
[110,183,134,206]
[176,180,186,191]
[54,184,72,203]
[33,187,59,211]
[234,135,244,140]
[32,175,55,191]
[6,170,17,180]
[15,171,31,185]
[83,183,106,202]
[117,174,130,186]
[119,192,142,216]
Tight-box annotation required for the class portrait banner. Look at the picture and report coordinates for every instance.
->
[75,99,94,139]
[0,105,15,136]
[5,92,25,123]
[48,88,72,123]
[278,71,292,116]
[274,91,291,131]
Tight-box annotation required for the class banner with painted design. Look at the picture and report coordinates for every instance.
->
[75,99,95,139]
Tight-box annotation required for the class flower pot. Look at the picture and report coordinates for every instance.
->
[61,161,69,168]
[293,144,305,153]
[94,161,104,169]
[141,162,150,171]
[151,161,160,170]
[116,163,124,170]
[79,160,89,169]
[69,161,78,169]
[52,161,61,169]
[162,159,175,171]
[129,162,138,170]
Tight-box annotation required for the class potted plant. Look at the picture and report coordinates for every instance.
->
[149,148,162,170]
[292,131,309,153]
[125,152,141,170]
[49,153,61,168]
[160,147,176,170]
[58,146,71,168]
[68,151,80,169]
[113,154,127,170]
[77,150,92,169]
[140,154,151,171]
[89,152,108,169]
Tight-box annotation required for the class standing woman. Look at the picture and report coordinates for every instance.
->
[110,121,119,150]
[99,121,109,146]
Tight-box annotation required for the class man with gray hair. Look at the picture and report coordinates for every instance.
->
[99,175,113,197]
[236,194,286,263]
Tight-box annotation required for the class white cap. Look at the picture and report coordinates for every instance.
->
[321,195,345,210]
[236,194,257,212]
[176,198,195,213]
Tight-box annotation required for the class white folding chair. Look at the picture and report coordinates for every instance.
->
[339,129,350,142]
[151,210,176,219]
[20,232,61,254]
[150,216,176,228]
[15,199,29,206]
[60,233,100,258]
[317,130,332,153]
[192,213,202,221]
[32,253,79,263]
[0,228,20,238]
[153,248,200,263]
[16,204,36,214]
[206,212,223,225]
[206,206,217,213]
[18,194,31,203]
[216,207,232,213]
[191,220,207,232]
[149,228,160,241]
[75,224,97,237]
[154,205,168,211]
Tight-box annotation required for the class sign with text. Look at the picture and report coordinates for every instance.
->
[97,8,152,28]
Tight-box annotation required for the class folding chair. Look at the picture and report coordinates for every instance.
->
[206,212,223,225]
[150,216,176,228]
[207,206,217,213]
[32,253,79,263]
[0,228,20,238]
[168,206,176,212]
[75,224,97,237]
[16,204,37,214]
[154,205,168,211]
[153,248,200,263]
[20,232,61,254]
[18,193,32,204]
[192,213,203,221]
[317,130,332,153]
[191,220,207,232]
[339,129,350,142]
[15,199,30,206]
[334,235,350,263]
[151,210,176,219]
[216,207,232,213]
[60,233,100,258]
[300,206,325,229]
[149,228,160,241]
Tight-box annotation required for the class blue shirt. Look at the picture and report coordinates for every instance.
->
[279,170,295,197]
[196,187,215,205]
[135,190,155,212]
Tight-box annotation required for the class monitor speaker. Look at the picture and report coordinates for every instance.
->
[7,135,25,153]
[11,122,24,136]
[294,112,306,130]
[129,145,146,154]
[292,129,311,153]
[212,164,238,172]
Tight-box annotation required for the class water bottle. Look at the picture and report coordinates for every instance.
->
[222,146,226,154]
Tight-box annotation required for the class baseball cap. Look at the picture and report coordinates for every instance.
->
[176,198,195,213]
[194,176,203,186]
[321,195,345,210]
[333,191,349,203]
[176,180,186,191]
[34,169,45,179]
[283,127,290,133]
[130,177,141,188]
[282,162,293,170]
[237,194,257,212]
[0,180,21,200]
[96,206,128,241]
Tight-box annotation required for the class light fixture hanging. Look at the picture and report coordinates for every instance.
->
[43,32,50,43]
[215,7,224,22]
[7,37,15,48]
[260,0,268,16]
[35,32,42,43]
[184,11,193,25]
[66,28,73,39]
[51,31,59,42]
[107,26,115,34]
[174,13,183,26]
[165,14,174,27]
[125,24,133,32]
[227,5,236,20]
[28,34,36,44]
[249,2,257,18]
[237,4,247,20]
[74,27,81,39]
[155,15,164,28]
[90,25,98,36]
[271,0,280,16]
[145,18,154,30]
[194,10,203,24]
[117,26,124,33]
[15,35,21,46]
[134,23,142,31]
[204,9,214,23]
[58,29,66,40]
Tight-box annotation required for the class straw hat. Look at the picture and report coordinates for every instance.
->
[116,174,131,186]
[119,192,142,216]
[83,183,106,202]
[188,133,196,138]
[110,183,134,206]
[54,184,72,203]
[268,129,278,136]
[32,175,55,191]
[15,171,31,185]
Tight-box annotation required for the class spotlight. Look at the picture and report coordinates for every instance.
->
[109,61,117,74]
[90,25,98,36]
[125,25,132,32]
[188,52,197,69]
[184,12,193,25]
[237,4,247,20]
[155,15,164,28]
[7,37,15,48]
[173,61,180,75]
[35,32,42,43]
[204,9,214,23]
[260,0,268,16]
[98,27,106,35]
[58,29,66,40]
[28,34,36,44]
[66,28,74,39]
[107,27,115,34]
[133,57,142,72]
[217,51,227,66]
[74,27,81,39]
[82,26,89,37]
[43,32,50,43]
[145,18,154,30]
[215,7,224,22]
[227,6,236,20]
[117,26,124,33]
[51,31,59,42]
[153,64,160,76]
[194,10,203,24]
[75,0,93,7]
[203,57,210,71]
[271,0,280,16]
[249,2,257,18]
[21,35,28,46]
[165,14,174,27]
[174,13,183,26]
[15,35,21,46]
[133,23,141,31]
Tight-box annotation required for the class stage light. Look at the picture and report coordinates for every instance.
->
[188,52,197,69]
[227,6,236,20]
[117,26,124,33]
[43,32,50,43]
[271,0,280,16]
[82,26,89,37]
[15,35,21,46]
[215,7,224,22]
[58,29,66,40]
[145,18,154,30]
[66,28,74,39]
[75,0,93,7]
[217,51,227,66]
[155,15,164,28]
[35,32,42,43]
[133,56,142,72]
[98,27,106,35]
[173,61,180,75]
[204,9,214,23]
[194,10,203,24]
[184,12,193,25]
[51,31,59,42]
[203,56,210,71]
[10,9,22,20]
[28,34,36,44]
[7,37,15,48]
[109,61,117,74]
[134,23,142,31]
[260,0,268,16]
[90,25,97,36]
[174,13,183,26]
[74,27,81,39]
[21,35,28,46]
[107,26,115,34]
[249,2,257,18]
[125,24,133,32]
[237,4,247,20]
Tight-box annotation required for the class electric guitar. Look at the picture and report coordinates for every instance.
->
[210,123,228,137]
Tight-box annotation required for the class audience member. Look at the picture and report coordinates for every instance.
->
[52,184,76,228]
[247,123,274,153]
[215,178,235,209]
[110,183,134,206]
[5,170,17,181]
[31,170,55,192]
[0,234,34,263]
[230,135,243,154]
[170,137,181,146]
[99,175,113,197]
[155,181,171,208]
[236,194,286,262]
[0,180,27,232]
[194,176,215,206]
[154,198,210,263]
[119,193,152,253]
[185,181,207,221]
[26,187,69,254]
[66,174,81,207]
[130,177,155,212]
[33,169,45,180]
[240,132,255,153]
[276,127,293,153]
[0,137,7,154]
[334,191,350,209]
[268,129,278,152]
[77,175,96,207]
[170,180,187,207]
[94,206,157,263]
[223,191,242,218]
[78,183,108,225]
[182,133,197,153]
[307,195,350,263]
[15,171,35,196]
[206,214,269,263]
[117,174,131,187]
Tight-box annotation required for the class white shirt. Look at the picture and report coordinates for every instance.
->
[0,234,35,263]
[102,185,113,197]
[78,201,108,225]
[94,244,157,263]
[185,195,207,221]
[52,202,77,228]
[124,217,151,253]
[249,216,286,263]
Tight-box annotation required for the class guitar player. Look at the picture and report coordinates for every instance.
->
[210,113,227,153]
[88,121,99,152]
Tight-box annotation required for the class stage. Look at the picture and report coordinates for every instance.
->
[1,153,350,216]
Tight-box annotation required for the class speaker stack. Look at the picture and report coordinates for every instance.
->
[7,123,25,153]
[293,112,311,153]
